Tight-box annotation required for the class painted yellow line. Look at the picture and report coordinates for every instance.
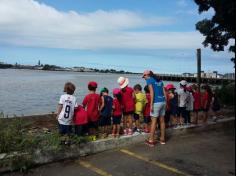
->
[120,149,191,176]
[78,160,112,176]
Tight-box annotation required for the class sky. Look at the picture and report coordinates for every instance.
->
[0,0,235,74]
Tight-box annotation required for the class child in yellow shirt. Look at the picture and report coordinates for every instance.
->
[133,84,147,133]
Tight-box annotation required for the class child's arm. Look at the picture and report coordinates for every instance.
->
[100,96,105,111]
[56,104,63,120]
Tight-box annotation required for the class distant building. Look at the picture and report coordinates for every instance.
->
[182,73,194,77]
[224,73,235,80]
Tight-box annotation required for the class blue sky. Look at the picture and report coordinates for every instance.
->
[0,0,234,74]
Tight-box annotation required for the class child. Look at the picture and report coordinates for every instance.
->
[100,87,113,138]
[56,82,77,145]
[192,84,201,124]
[211,89,221,122]
[176,80,189,128]
[165,84,178,128]
[74,105,88,136]
[201,85,213,124]
[112,88,123,138]
[164,86,171,128]
[143,85,151,133]
[133,84,147,133]
[82,81,101,136]
[186,86,194,126]
[117,77,135,136]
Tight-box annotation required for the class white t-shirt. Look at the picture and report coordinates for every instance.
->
[186,92,194,111]
[177,88,189,108]
[58,94,77,125]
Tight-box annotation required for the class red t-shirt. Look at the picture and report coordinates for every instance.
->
[82,93,101,122]
[201,92,212,109]
[143,93,151,117]
[112,98,122,116]
[121,86,135,113]
[193,91,201,110]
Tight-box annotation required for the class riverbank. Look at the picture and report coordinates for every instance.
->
[0,110,235,173]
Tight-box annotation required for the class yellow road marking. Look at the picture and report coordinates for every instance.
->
[120,149,191,176]
[78,160,112,176]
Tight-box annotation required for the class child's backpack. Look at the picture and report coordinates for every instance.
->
[74,105,88,125]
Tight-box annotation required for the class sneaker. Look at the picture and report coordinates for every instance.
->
[212,116,218,122]
[128,128,133,135]
[159,140,166,145]
[145,140,156,147]
[136,128,142,133]
[123,129,128,136]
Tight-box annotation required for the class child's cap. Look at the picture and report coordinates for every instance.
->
[100,87,109,94]
[117,77,129,89]
[180,80,188,86]
[186,86,192,92]
[113,88,121,95]
[165,84,175,91]
[88,81,98,88]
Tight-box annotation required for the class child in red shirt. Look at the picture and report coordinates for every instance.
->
[192,84,201,124]
[201,85,213,123]
[82,81,101,136]
[112,88,123,138]
[117,77,135,136]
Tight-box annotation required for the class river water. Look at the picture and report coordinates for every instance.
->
[0,69,179,117]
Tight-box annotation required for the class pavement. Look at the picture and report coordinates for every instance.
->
[3,125,235,176]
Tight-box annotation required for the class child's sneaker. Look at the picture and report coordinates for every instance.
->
[128,128,133,135]
[136,128,142,133]
[123,129,128,136]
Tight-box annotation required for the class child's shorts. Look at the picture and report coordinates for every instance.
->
[58,124,72,135]
[144,116,151,124]
[112,116,122,125]
[133,113,140,121]
[99,115,111,126]
[123,111,134,116]
[88,121,99,129]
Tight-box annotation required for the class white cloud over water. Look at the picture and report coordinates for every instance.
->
[0,0,204,50]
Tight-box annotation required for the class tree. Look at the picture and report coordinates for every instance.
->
[194,0,235,65]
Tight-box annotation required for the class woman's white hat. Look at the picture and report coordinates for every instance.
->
[117,77,129,89]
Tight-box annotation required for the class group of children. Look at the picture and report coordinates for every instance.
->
[164,80,219,129]
[56,77,220,142]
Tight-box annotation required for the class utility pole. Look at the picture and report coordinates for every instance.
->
[197,48,201,89]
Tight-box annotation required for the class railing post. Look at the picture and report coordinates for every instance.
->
[197,48,201,89]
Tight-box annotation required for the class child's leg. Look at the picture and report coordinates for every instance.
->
[117,124,121,136]
[112,125,116,135]
[194,111,198,124]
[127,114,133,129]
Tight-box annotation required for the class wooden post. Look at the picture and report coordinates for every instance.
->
[197,49,201,89]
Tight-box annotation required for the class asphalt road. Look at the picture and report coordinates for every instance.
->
[3,128,235,176]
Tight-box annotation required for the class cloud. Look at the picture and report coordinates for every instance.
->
[177,0,188,7]
[0,0,203,50]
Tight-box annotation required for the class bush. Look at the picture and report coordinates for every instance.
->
[215,83,235,106]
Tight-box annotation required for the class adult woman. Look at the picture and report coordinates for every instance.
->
[142,70,166,147]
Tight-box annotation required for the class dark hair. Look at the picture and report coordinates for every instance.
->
[149,71,161,82]
[114,92,122,104]
[134,84,142,91]
[64,82,76,95]
[144,85,150,93]
[88,85,96,91]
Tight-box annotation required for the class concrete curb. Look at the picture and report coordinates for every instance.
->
[0,117,235,173]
